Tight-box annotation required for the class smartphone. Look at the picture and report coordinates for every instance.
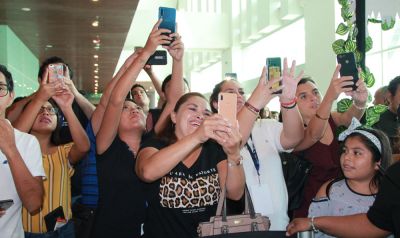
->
[48,64,65,84]
[224,73,237,80]
[337,52,359,90]
[0,199,14,210]
[44,206,65,231]
[218,93,237,126]
[158,7,176,45]
[146,50,167,65]
[266,57,282,94]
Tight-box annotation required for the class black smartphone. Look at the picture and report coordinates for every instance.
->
[158,7,176,46]
[146,50,167,65]
[337,52,359,90]
[266,57,282,94]
[44,206,65,231]
[0,199,14,210]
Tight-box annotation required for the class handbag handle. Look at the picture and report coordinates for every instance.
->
[216,184,257,221]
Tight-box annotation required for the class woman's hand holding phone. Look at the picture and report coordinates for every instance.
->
[143,19,172,57]
[325,65,356,103]
[164,31,184,62]
[346,69,368,108]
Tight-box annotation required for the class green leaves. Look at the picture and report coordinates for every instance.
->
[332,39,346,54]
[337,98,353,113]
[336,23,349,35]
[365,105,388,127]
[382,18,396,30]
[360,69,375,88]
[341,7,353,21]
[365,36,373,52]
[338,0,349,6]
[344,40,357,52]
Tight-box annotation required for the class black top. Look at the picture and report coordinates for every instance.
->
[140,138,226,238]
[367,162,400,236]
[92,136,146,238]
[372,109,399,150]
[58,100,89,144]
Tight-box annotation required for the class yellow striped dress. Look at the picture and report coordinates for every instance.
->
[22,143,74,233]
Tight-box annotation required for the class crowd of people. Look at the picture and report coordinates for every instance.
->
[0,19,399,238]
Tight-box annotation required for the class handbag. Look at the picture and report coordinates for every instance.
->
[280,152,312,211]
[197,185,270,237]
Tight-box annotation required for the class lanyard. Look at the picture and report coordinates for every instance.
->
[245,134,261,184]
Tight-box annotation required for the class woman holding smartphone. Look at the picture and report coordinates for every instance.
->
[136,92,245,238]
[92,19,185,238]
[13,71,90,236]
[209,58,305,230]
[292,65,368,218]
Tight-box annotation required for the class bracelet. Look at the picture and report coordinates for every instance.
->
[244,102,260,115]
[281,102,297,109]
[315,113,329,120]
[310,216,319,233]
[280,97,297,106]
[352,100,367,110]
[227,156,243,167]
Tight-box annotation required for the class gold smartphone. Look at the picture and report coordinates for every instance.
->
[218,92,237,126]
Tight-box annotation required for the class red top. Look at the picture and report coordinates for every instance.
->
[293,116,341,218]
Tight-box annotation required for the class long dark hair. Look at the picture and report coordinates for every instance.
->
[326,128,392,197]
[157,92,208,144]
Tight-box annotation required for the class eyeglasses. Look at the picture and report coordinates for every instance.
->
[38,106,59,115]
[0,84,9,97]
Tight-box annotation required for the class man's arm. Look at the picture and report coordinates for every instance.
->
[6,93,35,123]
[0,119,43,214]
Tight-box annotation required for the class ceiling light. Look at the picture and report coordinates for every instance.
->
[46,44,53,48]
[94,79,98,83]
[94,63,98,67]
[94,70,99,74]
[94,75,99,79]
[93,39,100,44]
[92,0,99,2]
[94,55,98,59]
[21,7,31,11]
[95,83,99,87]
[92,20,99,27]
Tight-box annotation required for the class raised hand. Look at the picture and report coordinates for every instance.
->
[52,87,74,110]
[280,58,304,102]
[36,68,64,103]
[246,66,281,110]
[346,69,368,107]
[215,120,242,157]
[193,114,232,144]
[143,19,173,56]
[163,26,184,61]
[0,118,16,156]
[324,64,354,102]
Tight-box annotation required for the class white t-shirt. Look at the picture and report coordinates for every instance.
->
[0,125,45,238]
[241,119,290,231]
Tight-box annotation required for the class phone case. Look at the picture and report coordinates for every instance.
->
[48,64,64,83]
[218,93,237,126]
[159,7,176,46]
[158,7,176,33]
[146,50,167,65]
[266,57,282,94]
[337,52,359,90]
[0,199,14,210]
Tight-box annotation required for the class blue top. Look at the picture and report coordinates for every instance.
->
[80,122,99,208]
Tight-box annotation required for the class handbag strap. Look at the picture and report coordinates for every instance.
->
[216,184,257,221]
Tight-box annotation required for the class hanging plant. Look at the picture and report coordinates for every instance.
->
[333,0,389,128]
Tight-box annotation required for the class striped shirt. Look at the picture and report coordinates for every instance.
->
[22,143,74,233]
